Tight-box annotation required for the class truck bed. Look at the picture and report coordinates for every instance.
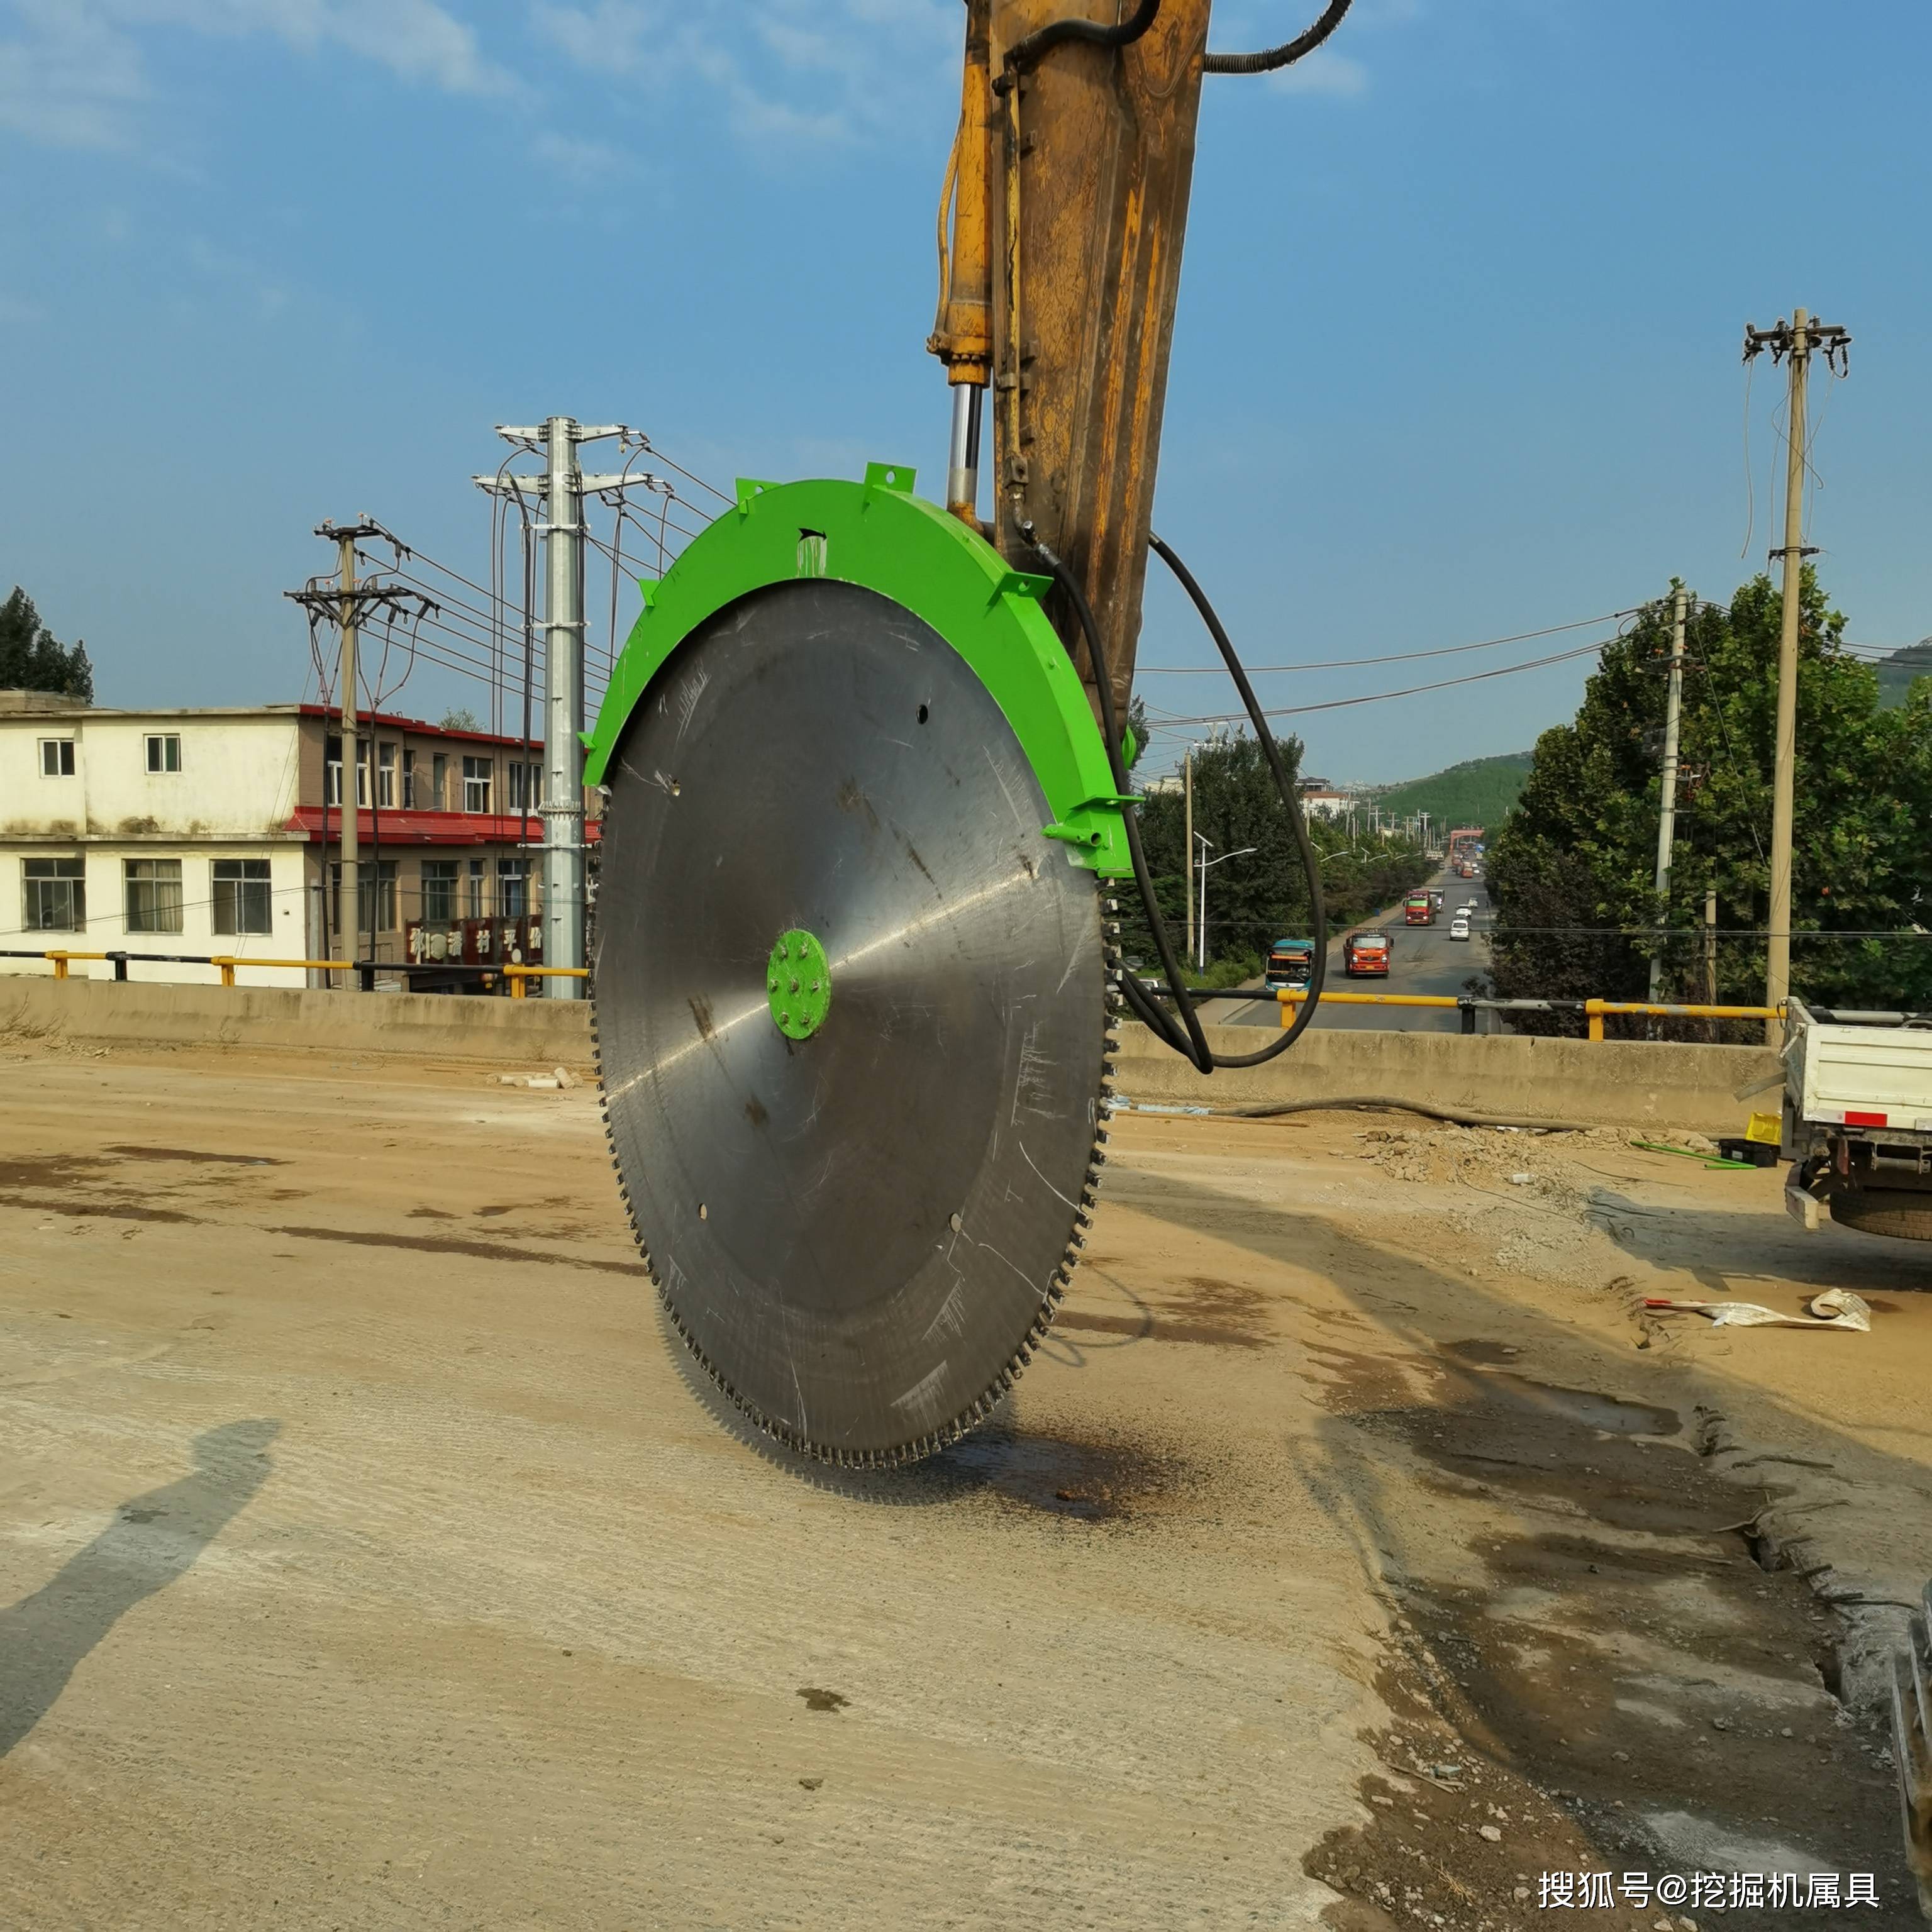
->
[1789,1004,1932,1128]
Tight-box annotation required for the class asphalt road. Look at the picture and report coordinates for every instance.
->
[1227,866,1491,1031]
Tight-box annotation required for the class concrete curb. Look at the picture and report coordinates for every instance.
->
[0,975,596,1069]
[1113,1021,1779,1133]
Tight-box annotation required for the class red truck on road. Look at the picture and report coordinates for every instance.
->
[1344,930,1392,977]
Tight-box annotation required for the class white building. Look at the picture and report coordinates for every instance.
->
[1297,784,1357,820]
[1,693,557,988]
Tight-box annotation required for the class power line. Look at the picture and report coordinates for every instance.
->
[1135,609,1635,675]
[1146,636,1615,727]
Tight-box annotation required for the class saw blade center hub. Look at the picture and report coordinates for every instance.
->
[767,928,832,1040]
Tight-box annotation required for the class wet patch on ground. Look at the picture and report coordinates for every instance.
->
[0,1145,288,1223]
[0,1153,113,1189]
[1304,1352,1917,1927]
[269,1225,647,1276]
[0,1192,204,1223]
[102,1146,285,1166]
[911,1422,1187,1523]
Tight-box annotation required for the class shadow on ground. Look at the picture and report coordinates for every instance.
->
[0,1419,280,1757]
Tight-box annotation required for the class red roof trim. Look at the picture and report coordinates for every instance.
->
[287,806,601,847]
[298,702,546,751]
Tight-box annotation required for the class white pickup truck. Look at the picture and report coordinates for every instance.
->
[1783,997,1932,1239]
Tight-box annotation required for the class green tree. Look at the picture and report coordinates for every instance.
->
[1487,570,1932,1034]
[440,706,481,731]
[0,587,93,701]
[1125,732,1432,981]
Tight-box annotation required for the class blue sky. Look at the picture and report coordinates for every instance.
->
[1,0,1926,783]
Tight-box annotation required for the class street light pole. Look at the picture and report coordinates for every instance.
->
[1195,838,1256,972]
[1184,747,1196,967]
[1194,833,1211,972]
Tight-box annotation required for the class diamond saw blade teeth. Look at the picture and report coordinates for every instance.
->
[594,577,1111,1466]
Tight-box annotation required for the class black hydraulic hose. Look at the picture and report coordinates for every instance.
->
[1020,527,1328,1073]
[998,0,1161,90]
[1203,0,1352,75]
[1148,532,1328,1066]
[1121,1096,1592,1132]
[1023,528,1216,1070]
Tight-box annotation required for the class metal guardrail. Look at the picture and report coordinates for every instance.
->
[1,948,589,996]
[1261,987,1784,1038]
[503,966,590,997]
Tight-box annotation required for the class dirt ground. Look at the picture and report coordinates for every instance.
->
[1,1042,1928,1929]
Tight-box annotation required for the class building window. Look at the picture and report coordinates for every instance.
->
[212,858,272,936]
[462,755,492,814]
[125,858,184,935]
[39,738,75,777]
[421,858,459,924]
[508,761,543,811]
[466,858,486,919]
[377,741,397,809]
[145,733,182,774]
[497,858,527,919]
[326,735,369,808]
[402,748,417,809]
[431,752,448,810]
[329,860,399,936]
[24,858,85,931]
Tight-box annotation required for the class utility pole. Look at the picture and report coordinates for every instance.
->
[1648,585,1689,1003]
[1743,310,1851,1041]
[286,521,430,991]
[477,420,650,999]
[1704,887,1719,1041]
[335,530,360,987]
[1183,747,1196,968]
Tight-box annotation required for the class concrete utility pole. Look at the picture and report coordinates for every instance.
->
[477,421,647,999]
[1743,310,1851,1042]
[336,530,360,986]
[1183,747,1196,967]
[287,520,424,991]
[1648,586,1689,1002]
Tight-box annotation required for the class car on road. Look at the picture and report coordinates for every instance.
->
[1263,938,1316,990]
[1343,930,1392,976]
[1449,914,1472,941]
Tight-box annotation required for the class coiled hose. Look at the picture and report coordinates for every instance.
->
[1022,526,1328,1072]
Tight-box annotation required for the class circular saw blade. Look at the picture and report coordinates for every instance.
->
[596,577,1113,1465]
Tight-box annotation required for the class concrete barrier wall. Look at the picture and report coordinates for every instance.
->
[1,979,1780,1127]
[0,975,595,1069]
[1113,1020,1780,1133]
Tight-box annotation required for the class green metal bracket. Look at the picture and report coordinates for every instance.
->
[584,467,1133,876]
[988,569,1051,606]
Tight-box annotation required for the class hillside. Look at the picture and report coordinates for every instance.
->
[1874,640,1932,709]
[1372,752,1533,833]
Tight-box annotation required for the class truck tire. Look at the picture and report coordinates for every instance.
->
[1826,1184,1932,1242]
